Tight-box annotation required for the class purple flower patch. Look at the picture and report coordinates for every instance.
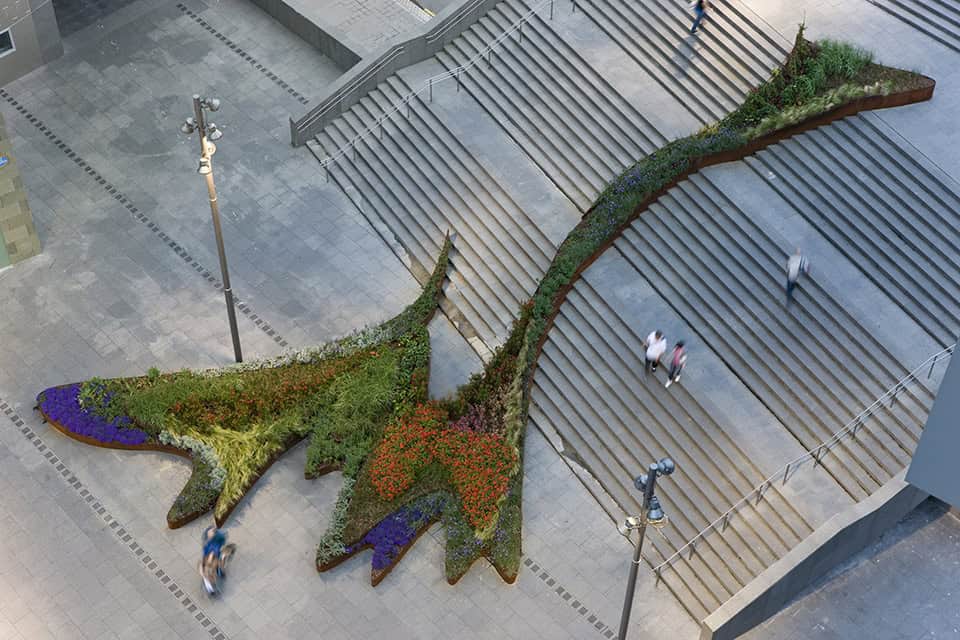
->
[347,495,446,571]
[38,384,148,446]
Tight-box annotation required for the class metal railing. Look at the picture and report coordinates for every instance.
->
[315,0,562,181]
[650,342,955,583]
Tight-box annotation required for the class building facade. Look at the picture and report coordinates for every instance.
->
[0,0,63,87]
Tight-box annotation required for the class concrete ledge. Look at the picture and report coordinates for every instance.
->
[244,0,365,70]
[290,0,504,146]
[699,470,927,640]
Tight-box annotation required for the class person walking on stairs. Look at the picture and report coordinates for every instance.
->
[785,248,810,305]
[690,0,709,33]
[665,341,687,388]
[644,330,668,374]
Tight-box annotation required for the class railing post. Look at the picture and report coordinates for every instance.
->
[688,539,696,560]
[488,48,493,66]
[890,383,899,407]
[550,0,554,19]
[406,97,411,119]
[755,482,765,505]
[851,417,861,438]
[519,21,523,42]
[929,354,937,379]
[572,0,576,12]
[324,163,329,183]
[379,118,383,139]
[721,512,729,532]
[813,445,824,467]
[429,78,433,102]
[782,462,790,485]
[654,566,662,587]
[456,69,461,92]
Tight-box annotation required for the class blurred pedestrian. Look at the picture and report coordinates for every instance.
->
[643,330,668,373]
[665,341,687,388]
[785,248,811,304]
[690,0,709,33]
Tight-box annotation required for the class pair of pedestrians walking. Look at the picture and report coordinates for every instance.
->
[643,330,687,388]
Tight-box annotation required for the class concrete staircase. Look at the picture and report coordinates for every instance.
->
[747,114,960,349]
[865,0,960,52]
[307,74,557,352]
[529,278,816,621]
[575,0,787,124]
[436,0,666,212]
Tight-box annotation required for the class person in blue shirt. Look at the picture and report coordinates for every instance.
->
[202,526,228,578]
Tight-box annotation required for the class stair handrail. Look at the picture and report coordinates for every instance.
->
[314,0,555,176]
[651,342,956,578]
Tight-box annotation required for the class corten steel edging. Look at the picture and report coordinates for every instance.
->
[37,394,308,529]
[519,79,935,402]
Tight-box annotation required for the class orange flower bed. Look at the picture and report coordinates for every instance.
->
[369,403,517,529]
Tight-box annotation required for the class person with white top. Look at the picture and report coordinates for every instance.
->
[643,330,668,374]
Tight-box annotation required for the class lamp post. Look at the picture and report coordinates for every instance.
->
[180,94,243,363]
[617,457,676,640]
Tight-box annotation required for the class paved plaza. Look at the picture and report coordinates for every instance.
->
[0,0,692,638]
[3,0,960,636]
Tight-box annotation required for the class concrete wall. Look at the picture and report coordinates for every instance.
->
[0,0,63,87]
[290,0,502,146]
[0,111,41,266]
[700,471,928,640]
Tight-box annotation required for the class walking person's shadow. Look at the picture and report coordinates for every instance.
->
[670,32,704,78]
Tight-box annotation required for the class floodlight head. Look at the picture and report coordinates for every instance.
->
[205,97,221,112]
[658,457,676,476]
[197,157,212,175]
[646,496,666,526]
[206,123,223,141]
[634,473,649,492]
[180,117,196,135]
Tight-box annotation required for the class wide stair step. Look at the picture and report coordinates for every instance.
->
[575,0,787,124]
[614,170,933,500]
[436,0,662,211]
[865,0,960,52]
[530,270,815,620]
[746,114,960,348]
[308,73,558,353]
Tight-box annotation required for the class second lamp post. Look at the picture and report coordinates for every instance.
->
[617,457,676,640]
[181,94,243,363]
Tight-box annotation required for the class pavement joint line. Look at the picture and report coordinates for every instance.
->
[0,88,291,351]
[523,556,616,638]
[175,3,311,105]
[0,397,231,640]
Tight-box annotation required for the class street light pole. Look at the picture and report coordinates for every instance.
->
[617,458,675,640]
[184,94,243,363]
